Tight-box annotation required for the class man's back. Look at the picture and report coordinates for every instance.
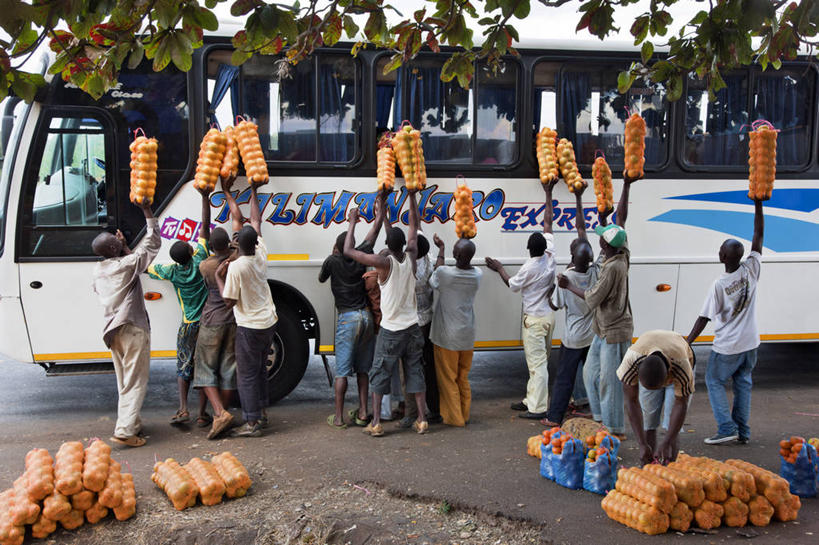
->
[430,266,481,351]
[223,237,277,329]
[554,266,597,349]
[148,239,210,323]
[509,253,555,318]
[701,252,761,355]
[320,241,373,311]
[379,254,417,332]
[200,253,236,326]
[586,249,632,343]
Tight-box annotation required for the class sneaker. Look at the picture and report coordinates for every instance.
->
[207,411,234,440]
[510,402,527,411]
[412,420,429,434]
[737,436,750,445]
[231,422,262,438]
[704,432,739,445]
[363,422,384,437]
[397,416,415,429]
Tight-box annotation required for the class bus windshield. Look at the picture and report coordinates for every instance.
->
[0,97,25,255]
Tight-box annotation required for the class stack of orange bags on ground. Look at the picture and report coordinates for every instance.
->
[151,452,251,511]
[0,440,136,544]
[601,453,800,535]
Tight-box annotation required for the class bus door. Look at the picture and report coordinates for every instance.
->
[17,108,118,360]
[629,264,679,336]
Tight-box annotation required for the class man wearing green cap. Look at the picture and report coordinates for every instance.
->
[557,175,639,436]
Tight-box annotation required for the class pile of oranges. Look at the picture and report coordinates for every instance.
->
[779,436,807,464]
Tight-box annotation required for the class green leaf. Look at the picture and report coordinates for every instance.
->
[231,0,260,17]
[85,74,105,100]
[206,0,220,8]
[514,0,530,19]
[666,72,683,101]
[278,12,299,43]
[771,58,782,70]
[364,10,387,42]
[343,15,359,38]
[323,12,342,46]
[231,49,252,66]
[641,41,654,63]
[630,15,649,44]
[152,38,171,71]
[195,7,219,31]
[689,10,708,26]
[382,53,402,75]
[617,70,636,94]
[9,70,45,103]
[12,27,39,55]
[128,42,145,69]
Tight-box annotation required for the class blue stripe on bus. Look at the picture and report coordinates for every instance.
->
[649,209,819,253]
[666,189,819,213]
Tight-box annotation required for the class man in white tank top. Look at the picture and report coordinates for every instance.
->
[344,189,428,437]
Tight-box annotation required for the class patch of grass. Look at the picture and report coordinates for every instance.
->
[438,500,453,515]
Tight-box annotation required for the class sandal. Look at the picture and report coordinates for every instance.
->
[196,413,213,428]
[110,435,146,448]
[327,414,347,430]
[347,408,370,427]
[170,409,190,426]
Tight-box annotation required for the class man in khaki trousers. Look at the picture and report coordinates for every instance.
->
[486,181,558,419]
[92,200,160,448]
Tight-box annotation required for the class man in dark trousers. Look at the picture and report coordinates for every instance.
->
[344,188,428,437]
[687,199,765,445]
[320,192,387,429]
[558,174,640,437]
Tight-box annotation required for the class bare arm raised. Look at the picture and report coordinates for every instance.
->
[751,200,764,254]
[220,175,244,233]
[343,208,390,271]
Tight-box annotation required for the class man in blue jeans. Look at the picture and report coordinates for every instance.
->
[558,174,640,436]
[320,192,387,429]
[687,198,765,445]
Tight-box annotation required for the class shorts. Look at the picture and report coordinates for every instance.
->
[369,324,425,396]
[192,322,238,390]
[176,320,200,382]
[334,309,375,377]
[639,383,676,431]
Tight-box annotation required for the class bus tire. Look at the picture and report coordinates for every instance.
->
[265,305,309,404]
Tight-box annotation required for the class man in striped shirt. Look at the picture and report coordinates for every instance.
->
[616,330,695,465]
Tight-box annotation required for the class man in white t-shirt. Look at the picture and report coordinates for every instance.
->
[216,182,278,438]
[486,182,557,419]
[687,199,765,446]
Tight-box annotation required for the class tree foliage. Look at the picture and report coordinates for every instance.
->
[0,0,816,103]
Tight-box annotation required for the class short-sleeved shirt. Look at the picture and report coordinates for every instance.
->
[147,238,210,323]
[429,266,482,351]
[508,233,556,318]
[552,264,598,349]
[199,252,237,327]
[222,237,278,329]
[585,246,633,343]
[415,254,434,326]
[318,240,374,312]
[700,251,761,355]
[616,330,695,397]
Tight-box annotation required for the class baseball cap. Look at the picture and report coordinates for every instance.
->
[594,224,627,248]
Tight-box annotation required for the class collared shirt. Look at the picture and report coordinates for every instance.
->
[222,236,278,329]
[92,219,161,347]
[616,330,695,397]
[508,233,556,318]
[700,251,761,355]
[147,238,210,323]
[585,246,633,343]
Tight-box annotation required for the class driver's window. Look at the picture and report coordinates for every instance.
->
[33,117,107,226]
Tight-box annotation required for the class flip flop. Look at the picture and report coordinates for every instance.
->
[110,435,146,448]
[347,408,370,427]
[170,409,191,426]
[327,414,347,430]
[196,413,213,428]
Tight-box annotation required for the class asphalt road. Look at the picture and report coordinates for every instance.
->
[1,343,818,544]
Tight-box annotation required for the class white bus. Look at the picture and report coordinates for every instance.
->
[1,38,817,402]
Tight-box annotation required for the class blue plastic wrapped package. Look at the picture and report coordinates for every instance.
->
[539,431,563,481]
[583,450,617,495]
[554,437,586,490]
[598,434,621,457]
[780,442,818,498]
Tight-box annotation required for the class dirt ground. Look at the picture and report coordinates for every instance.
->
[1,343,818,544]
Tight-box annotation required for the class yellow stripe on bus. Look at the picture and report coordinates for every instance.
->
[267,254,309,261]
[33,350,177,361]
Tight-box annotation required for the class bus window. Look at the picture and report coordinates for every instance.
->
[559,65,669,169]
[684,69,814,169]
[533,61,559,132]
[684,74,749,167]
[18,113,112,258]
[378,56,519,166]
[210,52,359,164]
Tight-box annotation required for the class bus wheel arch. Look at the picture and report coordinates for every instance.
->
[264,280,317,404]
